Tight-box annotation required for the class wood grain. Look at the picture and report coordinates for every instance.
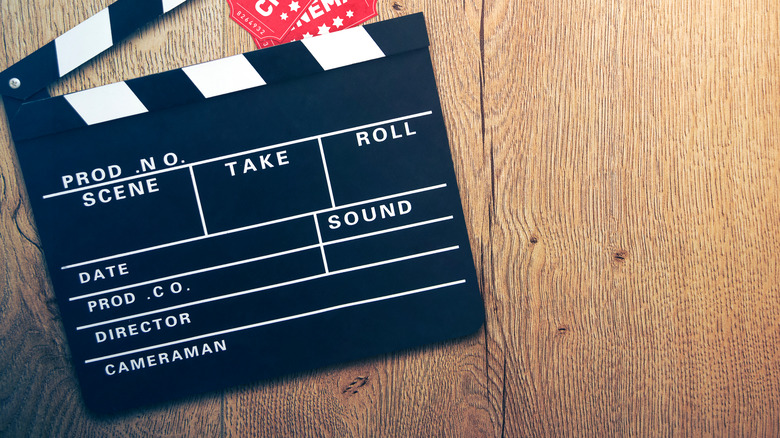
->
[1,0,778,436]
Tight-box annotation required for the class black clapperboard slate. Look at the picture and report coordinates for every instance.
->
[0,0,484,414]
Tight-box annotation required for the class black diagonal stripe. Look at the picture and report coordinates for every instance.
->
[364,13,429,56]
[243,41,324,84]
[109,0,165,43]
[126,68,204,112]
[10,96,87,141]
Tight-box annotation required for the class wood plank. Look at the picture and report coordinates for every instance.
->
[480,0,780,435]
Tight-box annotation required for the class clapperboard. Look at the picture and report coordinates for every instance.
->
[0,0,484,413]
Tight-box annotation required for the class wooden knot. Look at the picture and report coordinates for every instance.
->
[342,375,369,395]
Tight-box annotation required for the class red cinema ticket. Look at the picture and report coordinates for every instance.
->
[227,0,315,41]
[286,0,377,41]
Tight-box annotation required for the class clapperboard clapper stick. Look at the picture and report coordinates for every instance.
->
[0,0,485,414]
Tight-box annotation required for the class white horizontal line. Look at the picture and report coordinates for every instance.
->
[68,244,321,301]
[323,216,453,246]
[83,278,467,364]
[60,183,447,270]
[318,184,446,215]
[71,214,454,307]
[43,111,433,200]
[75,245,460,331]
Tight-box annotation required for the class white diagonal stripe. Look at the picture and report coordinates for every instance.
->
[55,8,113,77]
[64,82,148,125]
[162,0,188,13]
[302,27,385,71]
[182,54,266,98]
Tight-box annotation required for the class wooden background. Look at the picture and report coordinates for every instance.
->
[1,0,779,436]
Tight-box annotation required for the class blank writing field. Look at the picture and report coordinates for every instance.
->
[323,220,461,272]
